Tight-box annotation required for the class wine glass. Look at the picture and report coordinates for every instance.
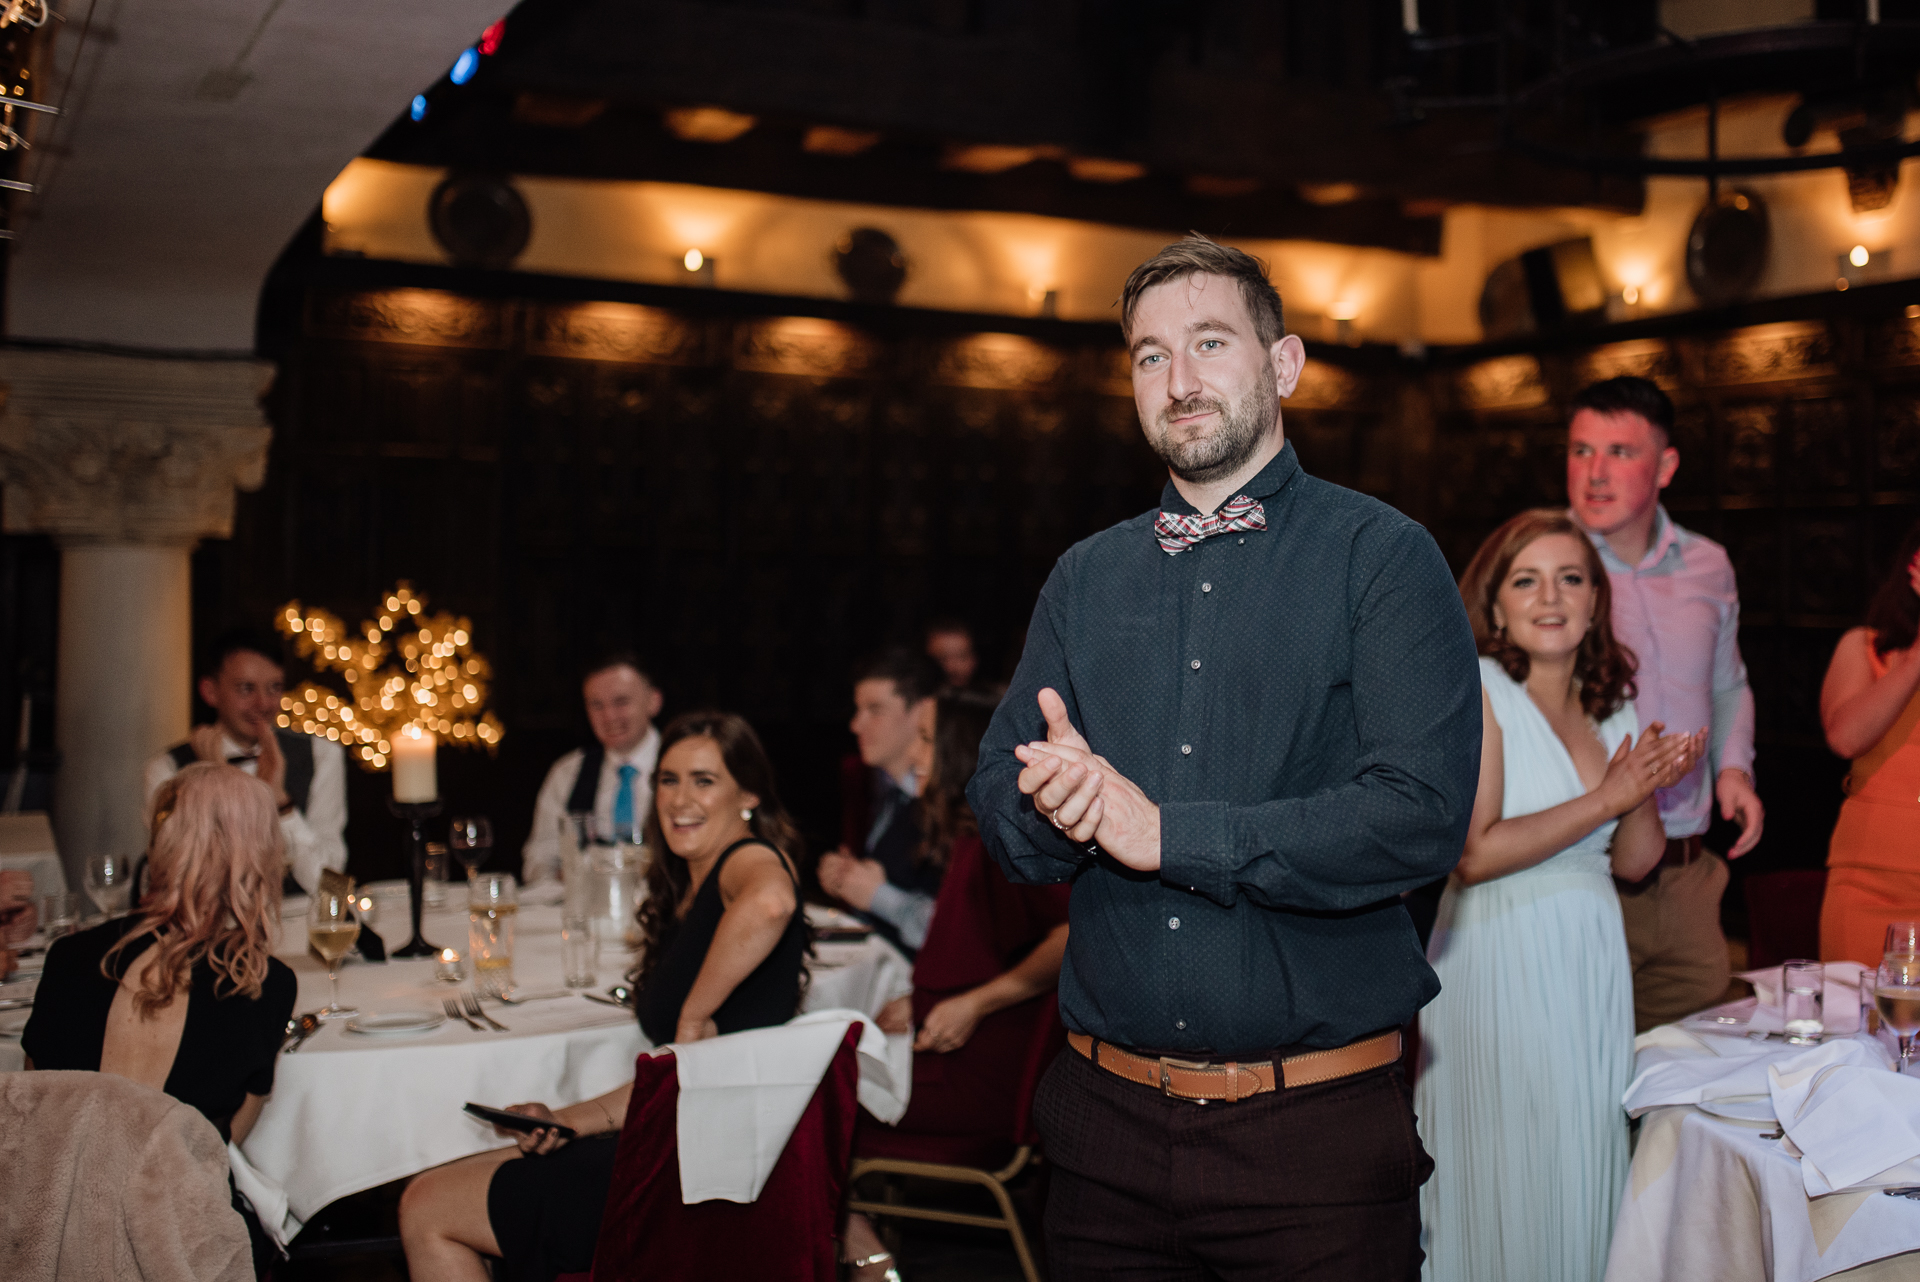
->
[309,891,362,1020]
[1886,921,1920,957]
[83,852,134,918]
[449,815,494,882]
[1875,952,1920,1074]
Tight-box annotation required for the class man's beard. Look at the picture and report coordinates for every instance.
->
[1143,368,1278,486]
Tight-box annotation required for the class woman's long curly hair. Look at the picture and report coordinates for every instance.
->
[1865,517,1920,657]
[632,710,806,996]
[1459,508,1638,720]
[915,690,998,870]
[102,763,284,1017]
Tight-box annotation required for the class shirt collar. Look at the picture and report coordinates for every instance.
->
[608,725,659,768]
[1158,440,1300,518]
[1574,504,1681,573]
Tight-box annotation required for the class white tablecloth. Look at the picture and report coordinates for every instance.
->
[240,886,912,1240]
[1607,1023,1920,1282]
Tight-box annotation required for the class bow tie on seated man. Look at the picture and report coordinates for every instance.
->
[143,626,349,895]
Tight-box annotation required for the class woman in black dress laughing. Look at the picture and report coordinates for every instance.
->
[399,710,810,1282]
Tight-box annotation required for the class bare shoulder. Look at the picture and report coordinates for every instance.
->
[718,841,798,899]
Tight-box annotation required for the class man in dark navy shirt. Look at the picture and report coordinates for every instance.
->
[968,236,1480,1278]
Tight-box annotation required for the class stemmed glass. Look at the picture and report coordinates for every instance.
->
[308,891,362,1021]
[449,815,494,882]
[83,852,134,918]
[1887,921,1920,956]
[1876,951,1920,1074]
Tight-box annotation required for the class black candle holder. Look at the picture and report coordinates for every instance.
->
[388,798,445,958]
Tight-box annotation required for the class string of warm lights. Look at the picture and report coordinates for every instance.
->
[273,582,504,772]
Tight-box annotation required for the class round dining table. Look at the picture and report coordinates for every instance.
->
[234,881,912,1243]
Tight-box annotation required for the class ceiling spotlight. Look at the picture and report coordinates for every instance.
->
[450,48,479,85]
[410,95,428,122]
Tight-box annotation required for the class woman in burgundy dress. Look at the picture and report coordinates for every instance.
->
[843,691,1071,1281]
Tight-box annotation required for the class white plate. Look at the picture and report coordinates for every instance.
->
[0,1007,28,1037]
[1697,1095,1776,1123]
[345,1009,445,1036]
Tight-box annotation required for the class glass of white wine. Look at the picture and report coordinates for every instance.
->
[309,890,362,1021]
[84,852,134,918]
[468,873,517,999]
[1875,952,1920,1074]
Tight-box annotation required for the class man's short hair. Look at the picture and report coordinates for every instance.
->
[924,616,973,642]
[1569,376,1674,447]
[852,648,945,707]
[1119,234,1286,348]
[199,626,286,680]
[583,650,654,688]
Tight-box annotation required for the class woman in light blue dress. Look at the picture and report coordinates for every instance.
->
[1417,509,1703,1282]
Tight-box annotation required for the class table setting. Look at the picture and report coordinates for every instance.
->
[235,874,913,1246]
[1606,942,1920,1282]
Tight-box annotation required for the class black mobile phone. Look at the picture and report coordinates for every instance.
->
[463,1102,577,1139]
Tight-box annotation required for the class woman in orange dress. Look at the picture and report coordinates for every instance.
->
[1820,521,1920,966]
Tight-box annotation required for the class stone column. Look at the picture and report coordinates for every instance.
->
[0,350,273,886]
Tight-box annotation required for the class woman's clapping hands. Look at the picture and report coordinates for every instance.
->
[1597,721,1706,818]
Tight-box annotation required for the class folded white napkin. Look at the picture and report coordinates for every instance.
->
[228,1140,299,1248]
[1770,1050,1920,1196]
[1622,1035,1881,1118]
[668,1008,905,1204]
[1739,961,1870,1036]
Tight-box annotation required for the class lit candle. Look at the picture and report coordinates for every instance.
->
[435,947,464,982]
[392,723,438,803]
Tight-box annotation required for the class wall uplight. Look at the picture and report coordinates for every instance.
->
[683,248,704,272]
[1621,285,1640,306]
[1850,244,1870,268]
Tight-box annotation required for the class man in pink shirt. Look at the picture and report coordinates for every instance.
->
[1568,376,1765,1030]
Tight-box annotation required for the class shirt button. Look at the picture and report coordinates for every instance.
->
[1201,582,1212,593]
[1169,917,1181,930]
[1189,659,1201,670]
[1175,1019,1187,1031]
[1180,744,1192,755]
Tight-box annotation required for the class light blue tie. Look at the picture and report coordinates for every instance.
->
[613,763,639,837]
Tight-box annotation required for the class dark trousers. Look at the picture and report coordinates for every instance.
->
[1032,1045,1432,1281]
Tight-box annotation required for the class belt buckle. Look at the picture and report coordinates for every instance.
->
[1157,1054,1212,1098]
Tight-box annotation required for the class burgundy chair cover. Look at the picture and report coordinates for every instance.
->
[558,1025,863,1282]
[1745,868,1829,968]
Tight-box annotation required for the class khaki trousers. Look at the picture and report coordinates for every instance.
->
[1618,851,1731,1033]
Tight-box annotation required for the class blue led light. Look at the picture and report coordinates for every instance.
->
[410,95,429,122]
[450,48,479,85]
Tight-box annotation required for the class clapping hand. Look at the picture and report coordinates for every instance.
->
[817,847,886,911]
[1014,688,1162,873]
[1598,721,1706,818]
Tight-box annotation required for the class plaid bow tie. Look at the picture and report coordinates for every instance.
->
[1154,494,1266,556]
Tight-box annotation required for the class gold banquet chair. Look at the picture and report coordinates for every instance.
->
[845,993,1065,1282]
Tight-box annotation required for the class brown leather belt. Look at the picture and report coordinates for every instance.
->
[1615,835,1706,894]
[1067,1029,1402,1104]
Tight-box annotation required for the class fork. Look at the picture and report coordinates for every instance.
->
[464,992,509,1031]
[444,997,483,1031]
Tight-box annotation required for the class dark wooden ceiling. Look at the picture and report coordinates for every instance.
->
[365,0,1670,254]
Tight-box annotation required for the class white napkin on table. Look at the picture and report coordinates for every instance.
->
[668,1008,905,1205]
[1770,1051,1920,1196]
[1622,1035,1881,1117]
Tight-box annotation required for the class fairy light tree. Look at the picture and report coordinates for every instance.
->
[273,582,504,771]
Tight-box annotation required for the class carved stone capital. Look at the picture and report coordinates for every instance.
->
[0,349,274,546]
